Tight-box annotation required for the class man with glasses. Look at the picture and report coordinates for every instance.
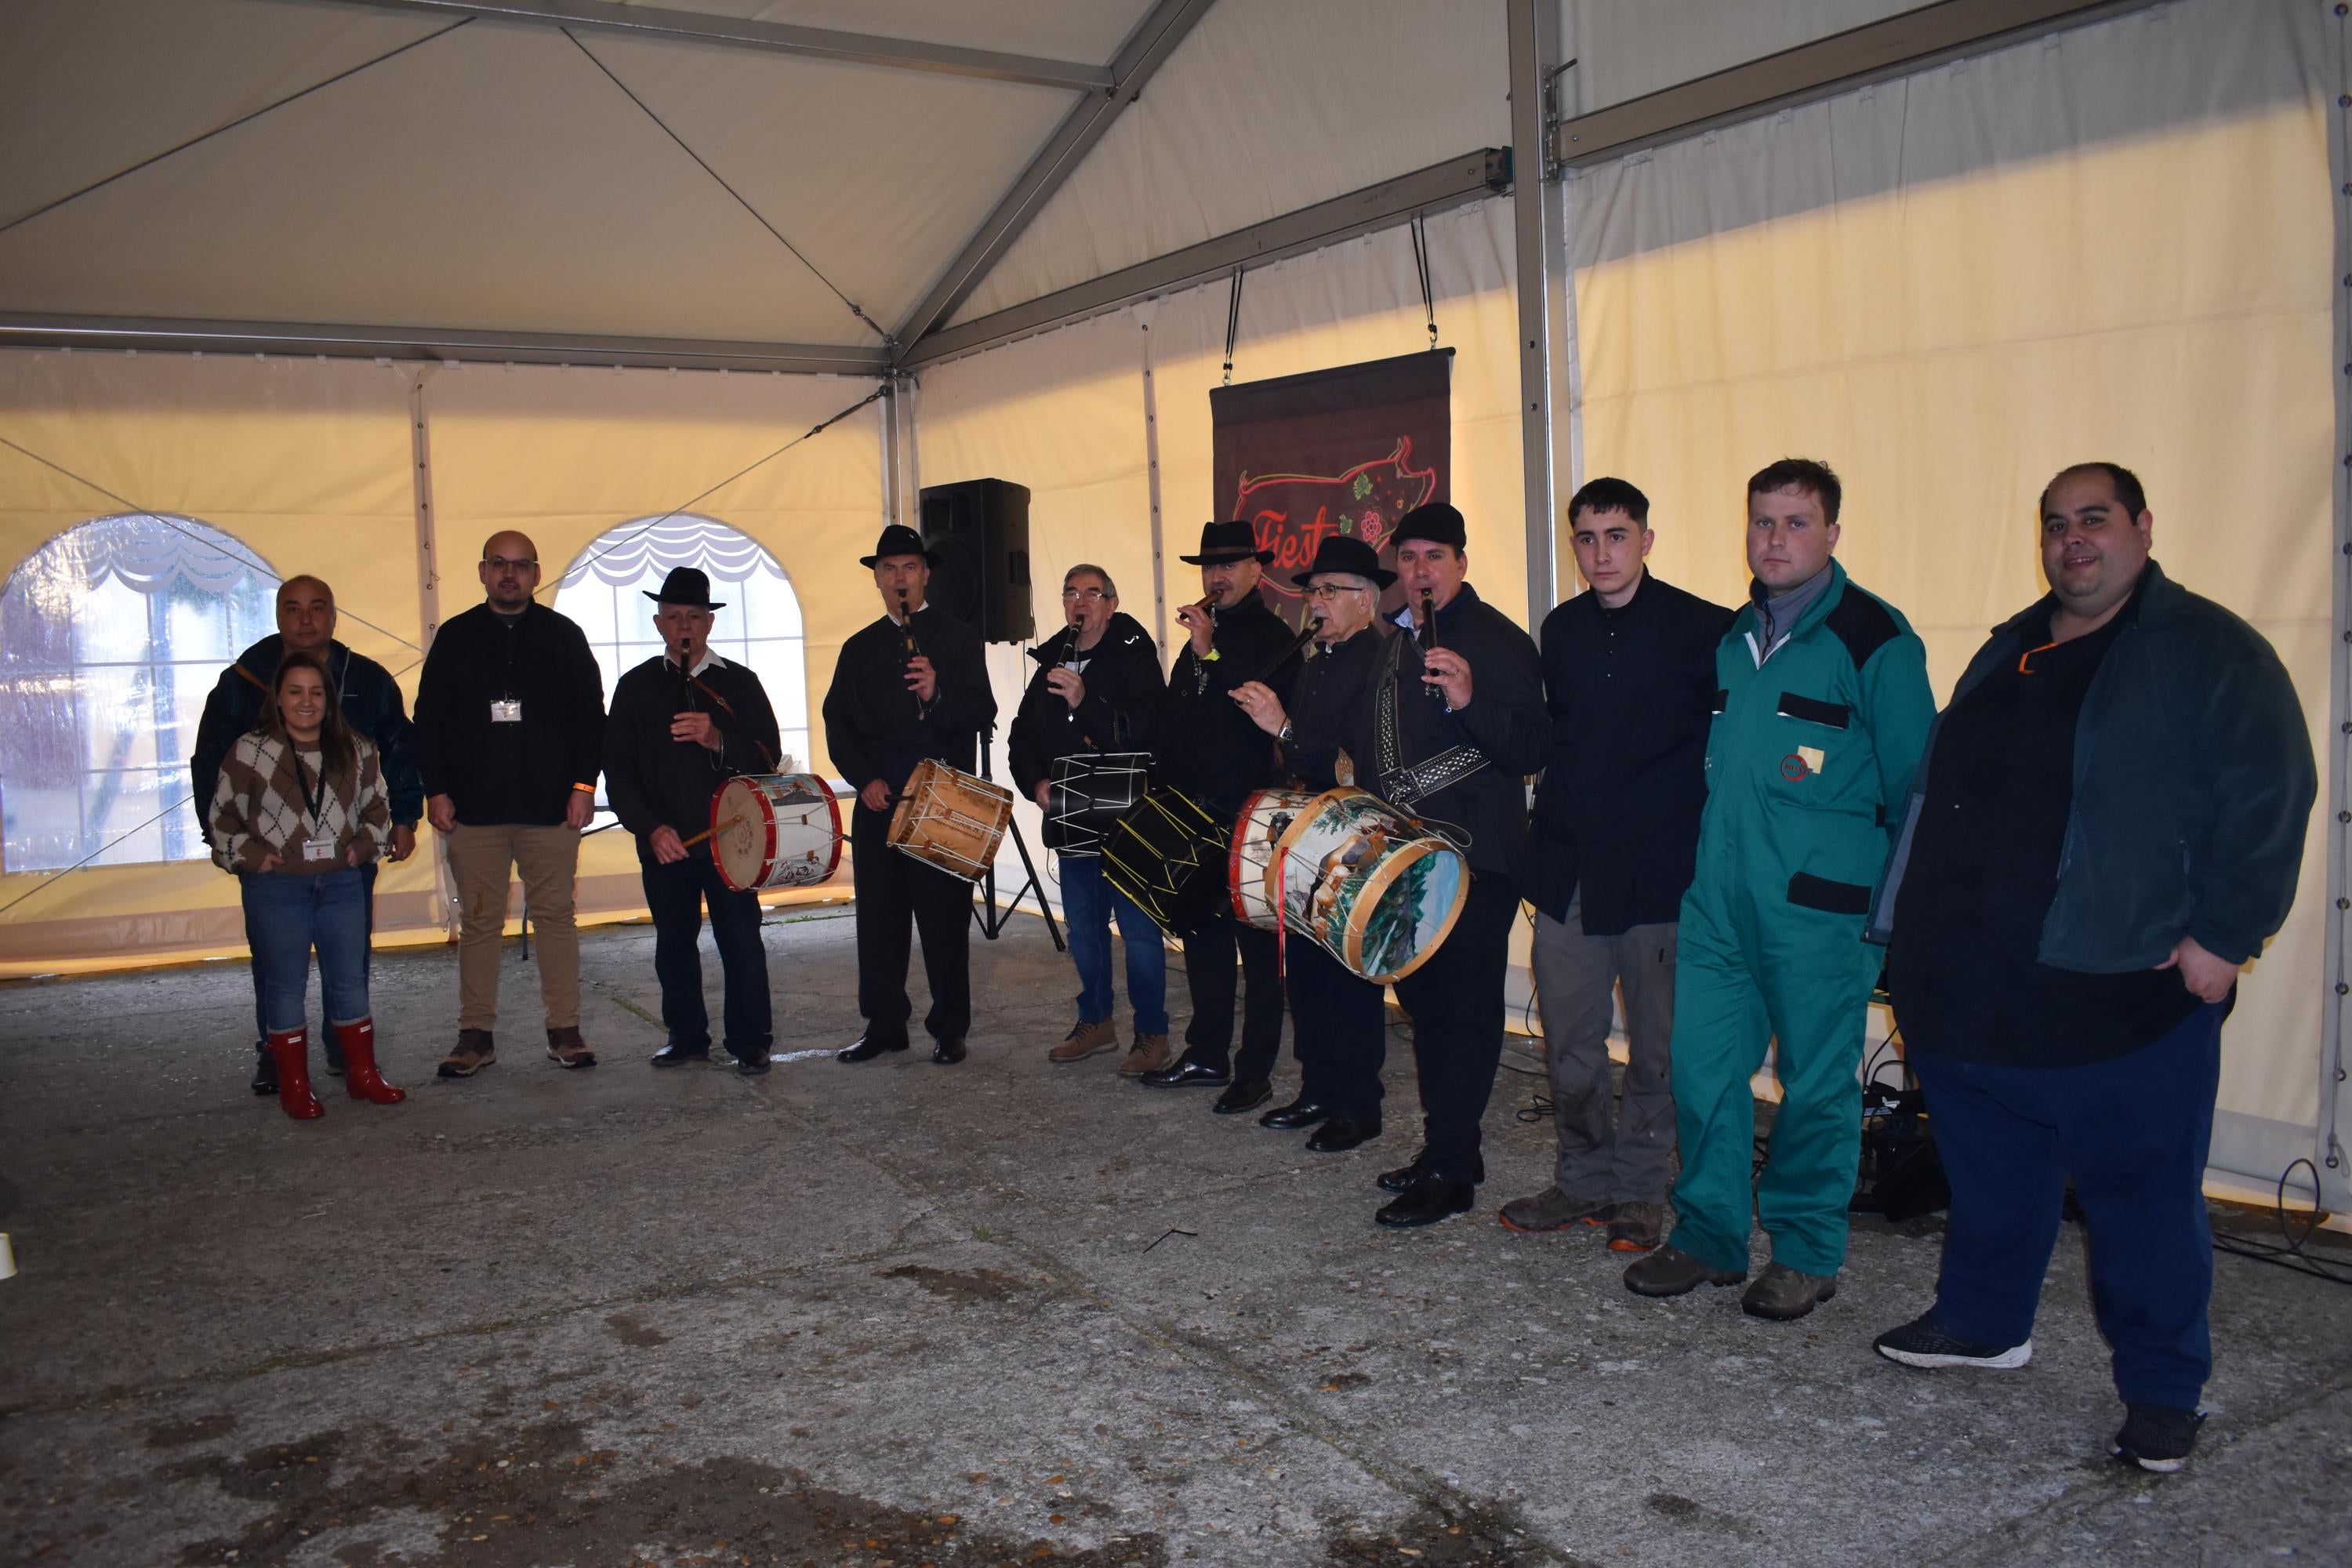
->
[602,567,784,1076]
[414,531,608,1079]
[1010,564,1169,1076]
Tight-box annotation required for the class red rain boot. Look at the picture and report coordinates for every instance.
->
[266,1027,324,1120]
[334,1018,407,1105]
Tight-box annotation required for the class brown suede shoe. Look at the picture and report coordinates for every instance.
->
[546,1025,597,1069]
[1118,1032,1170,1077]
[437,1029,495,1079]
[1048,1018,1117,1063]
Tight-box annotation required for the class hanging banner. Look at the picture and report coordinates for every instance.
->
[1210,350,1451,626]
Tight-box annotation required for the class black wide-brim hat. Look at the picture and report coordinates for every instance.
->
[1290,534,1397,590]
[1179,519,1274,565]
[644,565,725,609]
[860,523,940,568]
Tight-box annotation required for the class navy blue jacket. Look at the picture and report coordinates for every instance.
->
[189,635,423,830]
[1007,612,1166,797]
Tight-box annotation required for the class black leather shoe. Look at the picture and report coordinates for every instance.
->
[1376,1178,1475,1229]
[732,1054,771,1076]
[1258,1098,1330,1131]
[837,1035,910,1063]
[931,1037,967,1065]
[1141,1058,1232,1089]
[1214,1078,1273,1115]
[249,1044,277,1097]
[1305,1117,1382,1153]
[652,1043,711,1067]
[1376,1149,1486,1193]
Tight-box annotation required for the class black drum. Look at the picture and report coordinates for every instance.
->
[1102,786,1229,937]
[1045,753,1152,857]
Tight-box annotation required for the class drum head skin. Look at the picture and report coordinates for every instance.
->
[889,759,1013,883]
[1277,788,1468,983]
[711,773,843,893]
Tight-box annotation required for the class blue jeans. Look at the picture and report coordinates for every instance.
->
[1911,999,2226,1410]
[241,868,372,1033]
[246,860,376,1047]
[641,851,771,1058]
[1058,852,1168,1033]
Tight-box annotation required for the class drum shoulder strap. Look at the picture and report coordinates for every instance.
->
[1375,631,1487,810]
[688,672,777,773]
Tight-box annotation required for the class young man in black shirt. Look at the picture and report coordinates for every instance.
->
[821,525,996,1065]
[602,568,784,1076]
[1872,463,2315,1473]
[1502,480,1733,1251]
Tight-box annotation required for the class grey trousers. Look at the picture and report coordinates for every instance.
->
[1529,896,1679,1203]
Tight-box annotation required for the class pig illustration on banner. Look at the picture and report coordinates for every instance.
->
[1234,437,1438,626]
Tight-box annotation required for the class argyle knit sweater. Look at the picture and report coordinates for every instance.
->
[209,731,391,875]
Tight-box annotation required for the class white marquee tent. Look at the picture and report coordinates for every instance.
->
[2,0,2346,1210]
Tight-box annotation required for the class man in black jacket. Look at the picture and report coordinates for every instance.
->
[1010,564,1171,1076]
[1138,522,1300,1112]
[413,531,608,1079]
[603,568,784,1076]
[190,573,423,1091]
[1871,463,2316,1474]
[822,525,997,1065]
[1499,479,1733,1252]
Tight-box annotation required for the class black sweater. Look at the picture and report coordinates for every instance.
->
[821,605,996,793]
[189,635,423,832]
[1007,612,1167,797]
[602,653,783,864]
[413,602,606,826]
[1282,626,1388,792]
[1525,573,1737,934]
[1157,594,1298,817]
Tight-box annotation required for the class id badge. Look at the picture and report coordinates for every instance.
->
[301,837,335,862]
[490,699,522,724]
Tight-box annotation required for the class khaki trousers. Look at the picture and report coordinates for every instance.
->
[445,822,581,1032]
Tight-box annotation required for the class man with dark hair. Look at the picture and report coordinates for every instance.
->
[602,568,784,1076]
[1624,458,1933,1318]
[415,532,608,1077]
[1011,562,1171,1076]
[1501,480,1733,1251]
[1136,522,1298,1112]
[1871,463,2314,1473]
[191,574,421,1092]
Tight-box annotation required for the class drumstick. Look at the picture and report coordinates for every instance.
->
[679,812,744,851]
[1419,588,1442,700]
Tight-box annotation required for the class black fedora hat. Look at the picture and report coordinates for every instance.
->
[860,523,939,568]
[1178,520,1273,565]
[643,565,725,610]
[1290,534,1397,590]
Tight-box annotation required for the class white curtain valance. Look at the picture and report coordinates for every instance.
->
[558,515,784,589]
[5,514,274,598]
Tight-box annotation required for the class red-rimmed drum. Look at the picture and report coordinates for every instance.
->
[1227,787,1323,932]
[711,773,844,892]
[1276,787,1467,984]
[888,758,1014,883]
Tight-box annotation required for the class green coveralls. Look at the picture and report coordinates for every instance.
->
[1668,560,1934,1277]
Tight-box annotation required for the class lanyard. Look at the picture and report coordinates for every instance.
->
[295,750,329,829]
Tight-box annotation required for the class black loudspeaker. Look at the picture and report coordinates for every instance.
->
[920,477,1033,643]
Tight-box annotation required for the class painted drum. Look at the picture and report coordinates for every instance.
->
[1101,786,1229,938]
[710,772,843,892]
[887,758,1014,884]
[1277,787,1467,984]
[1227,786,1324,932]
[1046,752,1153,858]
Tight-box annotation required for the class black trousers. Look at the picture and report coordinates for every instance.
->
[641,851,772,1058]
[1286,937,1387,1120]
[1178,913,1286,1079]
[850,800,971,1044]
[1394,873,1520,1181]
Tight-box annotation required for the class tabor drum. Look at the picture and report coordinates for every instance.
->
[1101,786,1228,938]
[1227,787,1324,932]
[1046,752,1153,858]
[710,773,843,892]
[887,758,1014,883]
[1277,787,1467,984]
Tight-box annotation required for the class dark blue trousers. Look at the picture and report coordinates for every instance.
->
[1911,999,2225,1411]
[641,852,772,1060]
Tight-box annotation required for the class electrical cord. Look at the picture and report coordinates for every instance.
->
[2209,1158,2352,1287]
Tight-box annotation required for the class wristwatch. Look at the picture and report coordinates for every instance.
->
[1277,721,1295,744]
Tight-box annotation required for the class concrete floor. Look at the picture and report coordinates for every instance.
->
[2,909,2349,1568]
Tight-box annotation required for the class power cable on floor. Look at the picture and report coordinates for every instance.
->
[2210,1158,2352,1287]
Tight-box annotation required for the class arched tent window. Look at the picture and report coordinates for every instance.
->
[0,514,278,872]
[555,516,809,780]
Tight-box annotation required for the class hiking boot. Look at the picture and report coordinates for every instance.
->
[438,1029,495,1079]
[1048,1018,1117,1063]
[2114,1404,2204,1473]
[546,1025,597,1069]
[1623,1243,1746,1298]
[1741,1261,1838,1320]
[1605,1201,1665,1253]
[1873,1312,2032,1370]
[1497,1185,1611,1234]
[1119,1032,1171,1077]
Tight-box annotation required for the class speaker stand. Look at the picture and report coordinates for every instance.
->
[972,723,1063,951]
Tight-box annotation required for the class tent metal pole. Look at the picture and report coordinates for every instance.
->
[2321,0,2352,1214]
[1508,0,1571,632]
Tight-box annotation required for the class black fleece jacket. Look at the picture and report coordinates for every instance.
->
[413,602,606,826]
[1007,612,1167,797]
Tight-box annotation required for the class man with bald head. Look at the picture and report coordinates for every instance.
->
[192,572,422,1094]
[414,531,608,1078]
